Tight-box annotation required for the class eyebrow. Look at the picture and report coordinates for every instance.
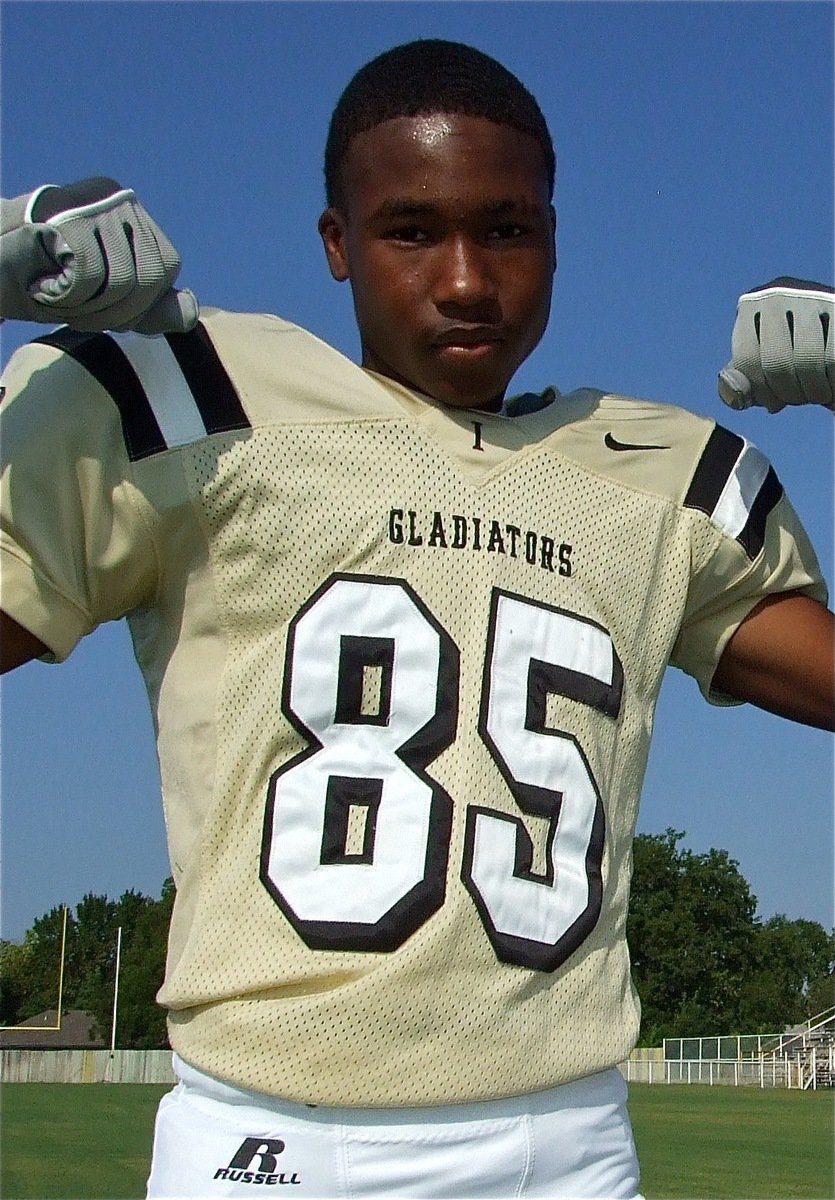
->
[371,200,437,221]
[369,197,539,222]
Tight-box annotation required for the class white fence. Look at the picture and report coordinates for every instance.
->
[622,1056,804,1088]
[3,1049,660,1086]
[1,1048,175,1084]
[3,1044,830,1089]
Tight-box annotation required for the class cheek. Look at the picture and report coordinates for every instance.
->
[522,265,554,323]
[356,266,423,333]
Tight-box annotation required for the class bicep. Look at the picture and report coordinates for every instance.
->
[713,591,834,730]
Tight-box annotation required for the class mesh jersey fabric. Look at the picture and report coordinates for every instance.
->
[0,309,826,1106]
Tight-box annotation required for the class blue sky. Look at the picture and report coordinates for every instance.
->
[1,1,832,944]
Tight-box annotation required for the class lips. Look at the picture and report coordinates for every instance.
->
[432,326,504,348]
[431,328,506,364]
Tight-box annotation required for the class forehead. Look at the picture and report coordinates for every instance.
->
[339,113,551,215]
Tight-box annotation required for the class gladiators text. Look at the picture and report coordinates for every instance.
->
[388,509,573,576]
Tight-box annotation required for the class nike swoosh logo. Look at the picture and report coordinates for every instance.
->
[605,432,670,452]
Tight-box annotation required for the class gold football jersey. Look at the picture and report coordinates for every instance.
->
[0,310,825,1105]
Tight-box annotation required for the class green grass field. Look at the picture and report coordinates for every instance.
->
[0,1082,832,1198]
[628,1085,833,1198]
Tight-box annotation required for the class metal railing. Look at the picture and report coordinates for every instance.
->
[622,1055,804,1087]
[656,1006,835,1089]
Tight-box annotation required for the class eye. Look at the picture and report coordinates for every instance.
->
[387,226,431,244]
[487,223,526,241]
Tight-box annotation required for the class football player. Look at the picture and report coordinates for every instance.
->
[1,40,832,1200]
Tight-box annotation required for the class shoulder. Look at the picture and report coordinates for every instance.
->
[0,313,253,463]
[198,309,402,426]
[1,308,391,464]
[556,389,713,466]
[545,389,771,516]
[522,388,785,563]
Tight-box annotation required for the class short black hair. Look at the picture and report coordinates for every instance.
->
[324,39,555,209]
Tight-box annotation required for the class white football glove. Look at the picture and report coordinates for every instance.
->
[718,277,834,413]
[0,177,198,334]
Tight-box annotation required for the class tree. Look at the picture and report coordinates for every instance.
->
[0,940,34,1024]
[627,829,834,1044]
[805,948,835,1017]
[71,892,119,1014]
[2,880,175,1046]
[628,829,760,1044]
[737,915,835,1031]
[86,880,174,1048]
[16,904,75,1019]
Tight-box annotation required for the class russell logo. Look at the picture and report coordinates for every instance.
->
[214,1138,301,1186]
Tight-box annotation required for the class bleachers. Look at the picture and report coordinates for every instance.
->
[757,1007,835,1090]
[625,1006,835,1089]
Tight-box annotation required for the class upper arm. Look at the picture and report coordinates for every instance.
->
[712,591,834,730]
[1,335,160,665]
[0,609,48,673]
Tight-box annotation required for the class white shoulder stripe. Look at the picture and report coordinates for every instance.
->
[710,439,769,540]
[111,333,207,448]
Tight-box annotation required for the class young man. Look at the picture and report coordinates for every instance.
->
[1,40,832,1199]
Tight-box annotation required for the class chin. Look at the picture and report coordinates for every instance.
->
[431,374,508,412]
[408,363,504,410]
[438,390,502,412]
[368,351,508,411]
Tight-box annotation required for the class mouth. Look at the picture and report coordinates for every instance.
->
[431,327,505,360]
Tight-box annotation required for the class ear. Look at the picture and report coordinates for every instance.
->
[318,208,350,282]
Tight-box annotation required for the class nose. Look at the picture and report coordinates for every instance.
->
[433,235,498,313]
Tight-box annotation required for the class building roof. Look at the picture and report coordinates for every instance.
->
[0,1009,106,1049]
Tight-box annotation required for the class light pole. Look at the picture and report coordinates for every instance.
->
[110,925,122,1057]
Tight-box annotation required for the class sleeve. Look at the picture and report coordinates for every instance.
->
[669,424,828,705]
[0,336,160,662]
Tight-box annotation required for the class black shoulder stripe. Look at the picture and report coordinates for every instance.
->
[683,422,784,561]
[737,466,782,560]
[683,425,744,516]
[164,324,249,435]
[34,328,166,461]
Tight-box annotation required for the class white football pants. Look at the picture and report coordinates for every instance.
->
[147,1054,643,1199]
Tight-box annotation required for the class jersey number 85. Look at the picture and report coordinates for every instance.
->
[261,574,623,972]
